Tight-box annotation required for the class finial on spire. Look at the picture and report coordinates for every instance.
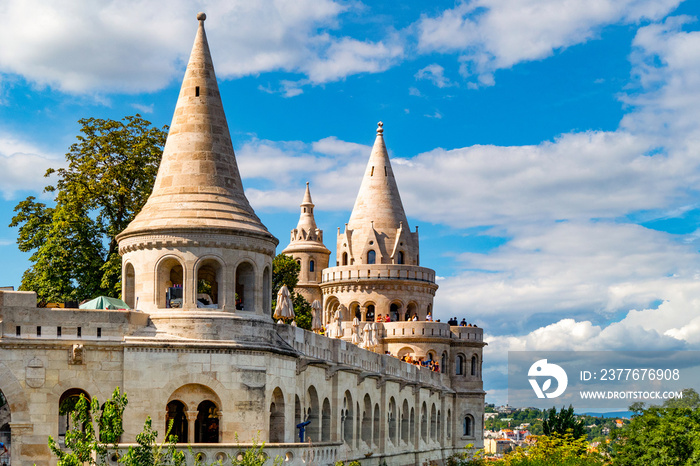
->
[377,121,383,135]
[197,12,206,21]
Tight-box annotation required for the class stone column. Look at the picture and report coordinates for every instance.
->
[186,410,199,443]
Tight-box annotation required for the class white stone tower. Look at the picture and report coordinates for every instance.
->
[281,183,331,305]
[116,13,278,337]
[321,122,438,324]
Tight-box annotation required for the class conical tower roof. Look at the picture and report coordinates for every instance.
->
[347,122,411,233]
[118,13,274,242]
[282,182,330,255]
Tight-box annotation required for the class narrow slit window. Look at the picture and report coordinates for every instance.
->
[195,86,200,97]
[16,326,20,336]
[57,326,62,337]
[97,328,102,338]
[77,327,82,338]
[371,166,374,176]
[37,326,41,337]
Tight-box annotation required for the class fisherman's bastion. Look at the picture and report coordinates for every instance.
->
[0,14,485,466]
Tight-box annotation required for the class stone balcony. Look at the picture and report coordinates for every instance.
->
[321,264,436,284]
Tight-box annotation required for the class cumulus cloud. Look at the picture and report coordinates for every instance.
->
[417,0,682,84]
[0,0,403,94]
[415,64,452,88]
[0,134,62,199]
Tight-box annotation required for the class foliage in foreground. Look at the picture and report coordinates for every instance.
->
[49,387,281,466]
[543,405,586,439]
[10,115,167,305]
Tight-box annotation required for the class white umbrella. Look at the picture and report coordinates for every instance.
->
[273,285,294,321]
[351,317,362,345]
[311,300,323,331]
[370,322,379,348]
[361,323,372,349]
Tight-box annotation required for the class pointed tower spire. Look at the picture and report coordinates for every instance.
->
[296,182,318,233]
[347,122,411,233]
[118,12,273,241]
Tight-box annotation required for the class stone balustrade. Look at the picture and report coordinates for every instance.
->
[321,264,436,284]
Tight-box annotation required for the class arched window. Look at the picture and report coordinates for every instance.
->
[343,392,353,445]
[342,252,348,266]
[388,397,397,445]
[463,415,474,437]
[366,304,375,322]
[430,405,437,441]
[195,400,219,443]
[157,257,184,308]
[166,400,188,443]
[471,355,478,377]
[373,403,380,447]
[235,262,256,311]
[309,260,315,272]
[59,389,90,443]
[390,303,400,322]
[306,386,320,442]
[322,398,331,442]
[124,263,136,308]
[420,403,427,442]
[397,251,404,264]
[361,395,372,446]
[294,396,302,441]
[367,250,376,264]
[441,352,448,374]
[456,355,465,375]
[447,410,452,439]
[196,258,223,308]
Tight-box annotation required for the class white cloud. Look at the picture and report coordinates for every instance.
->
[417,0,682,84]
[0,134,63,199]
[0,0,403,94]
[435,221,700,333]
[415,64,452,88]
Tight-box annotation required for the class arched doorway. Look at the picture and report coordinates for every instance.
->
[196,258,223,308]
[270,388,285,443]
[59,388,90,444]
[166,400,188,443]
[322,398,331,442]
[157,257,184,308]
[306,386,320,442]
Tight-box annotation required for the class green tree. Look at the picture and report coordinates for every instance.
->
[610,389,700,466]
[271,253,312,330]
[10,115,167,305]
[543,405,586,439]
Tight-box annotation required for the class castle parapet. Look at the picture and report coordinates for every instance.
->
[321,264,436,284]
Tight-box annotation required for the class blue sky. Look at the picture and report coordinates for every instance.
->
[2,0,700,405]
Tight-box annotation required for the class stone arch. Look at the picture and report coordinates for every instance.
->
[58,388,91,441]
[306,385,320,442]
[397,346,415,360]
[367,250,376,264]
[349,301,361,320]
[405,302,418,321]
[156,255,185,308]
[321,398,331,442]
[430,404,437,441]
[420,402,427,442]
[456,353,466,376]
[389,300,403,321]
[388,397,397,445]
[426,350,437,362]
[409,407,415,443]
[123,261,136,308]
[166,399,188,443]
[269,387,285,443]
[342,391,353,445]
[263,266,271,316]
[167,383,222,444]
[0,363,30,424]
[294,395,302,441]
[324,297,340,326]
[463,414,475,437]
[400,399,409,445]
[361,394,372,446]
[396,250,404,264]
[195,255,225,307]
[235,260,256,312]
[363,302,376,322]
[437,409,442,442]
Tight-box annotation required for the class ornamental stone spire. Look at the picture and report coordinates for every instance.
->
[118,12,273,240]
[341,122,419,265]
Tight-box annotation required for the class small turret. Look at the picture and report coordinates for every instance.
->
[282,183,330,305]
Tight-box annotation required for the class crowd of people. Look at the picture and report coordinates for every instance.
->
[398,353,441,372]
